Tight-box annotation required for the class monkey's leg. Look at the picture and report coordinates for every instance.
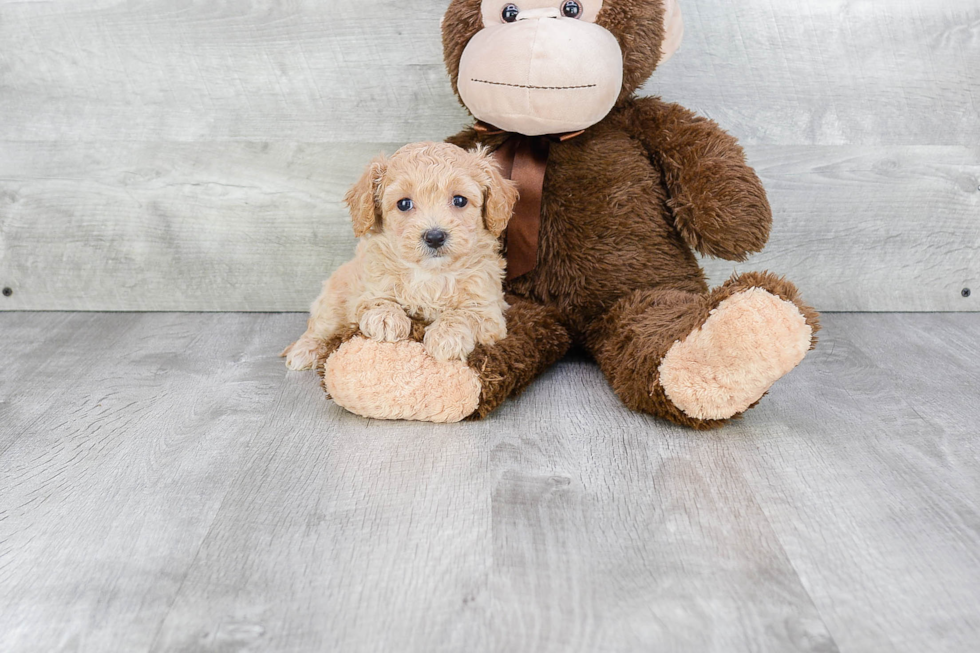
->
[465,297,572,419]
[318,297,571,423]
[585,272,820,429]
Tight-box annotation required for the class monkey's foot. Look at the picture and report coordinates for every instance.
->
[658,288,814,421]
[323,336,481,423]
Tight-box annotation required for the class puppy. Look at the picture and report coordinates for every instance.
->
[282,142,519,371]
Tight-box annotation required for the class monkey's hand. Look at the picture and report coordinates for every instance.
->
[632,96,772,262]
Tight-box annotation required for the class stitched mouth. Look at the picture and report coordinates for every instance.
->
[471,78,596,90]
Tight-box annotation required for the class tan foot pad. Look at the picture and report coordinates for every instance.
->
[323,337,481,423]
[659,288,813,421]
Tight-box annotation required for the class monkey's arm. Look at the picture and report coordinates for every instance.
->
[630,97,772,261]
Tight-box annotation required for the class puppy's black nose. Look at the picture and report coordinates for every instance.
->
[423,229,448,249]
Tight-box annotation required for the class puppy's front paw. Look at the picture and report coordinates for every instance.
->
[424,320,476,362]
[359,306,411,343]
[283,335,322,371]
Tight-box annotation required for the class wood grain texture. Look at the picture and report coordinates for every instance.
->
[649,0,980,147]
[1,143,977,312]
[483,362,836,653]
[0,0,469,143]
[1,0,978,311]
[2,0,976,145]
[3,312,980,652]
[722,313,980,653]
[0,313,296,652]
[701,146,980,312]
[0,141,377,311]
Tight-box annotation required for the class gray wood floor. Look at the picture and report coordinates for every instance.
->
[1,312,979,653]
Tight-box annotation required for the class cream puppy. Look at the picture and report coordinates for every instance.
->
[282,142,518,371]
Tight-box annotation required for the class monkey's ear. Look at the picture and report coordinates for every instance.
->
[344,154,388,238]
[474,149,518,238]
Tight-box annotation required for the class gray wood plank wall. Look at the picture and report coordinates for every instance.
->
[0,0,977,312]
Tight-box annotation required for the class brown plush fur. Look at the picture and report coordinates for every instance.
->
[323,0,819,428]
[586,271,819,429]
[466,296,572,420]
[443,0,818,426]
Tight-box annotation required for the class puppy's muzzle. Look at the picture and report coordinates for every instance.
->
[423,229,448,250]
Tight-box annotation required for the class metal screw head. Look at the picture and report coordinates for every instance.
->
[1,287,12,297]
[964,288,973,298]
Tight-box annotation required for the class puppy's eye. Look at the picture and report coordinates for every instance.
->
[397,198,414,212]
[502,4,519,22]
[452,195,468,208]
[561,1,581,18]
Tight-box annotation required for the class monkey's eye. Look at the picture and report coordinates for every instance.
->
[452,195,468,208]
[397,198,414,212]
[502,4,519,22]
[561,1,581,18]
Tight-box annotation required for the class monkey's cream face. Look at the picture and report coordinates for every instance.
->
[457,0,623,136]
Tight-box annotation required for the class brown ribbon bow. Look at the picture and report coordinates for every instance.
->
[475,122,584,282]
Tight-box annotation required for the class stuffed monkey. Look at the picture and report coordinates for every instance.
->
[319,0,819,428]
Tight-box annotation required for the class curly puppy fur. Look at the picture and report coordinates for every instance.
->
[283,142,518,370]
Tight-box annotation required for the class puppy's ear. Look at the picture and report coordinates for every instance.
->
[475,150,519,238]
[344,154,388,238]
